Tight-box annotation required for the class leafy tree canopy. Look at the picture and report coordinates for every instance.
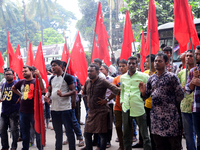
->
[32,28,64,46]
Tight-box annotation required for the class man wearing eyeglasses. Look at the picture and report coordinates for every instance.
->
[0,68,20,150]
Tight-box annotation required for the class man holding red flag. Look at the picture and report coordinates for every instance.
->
[12,65,44,150]
[44,60,76,150]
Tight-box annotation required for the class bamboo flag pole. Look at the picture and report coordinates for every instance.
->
[171,32,175,72]
[149,31,151,71]
[107,39,117,66]
[190,38,196,66]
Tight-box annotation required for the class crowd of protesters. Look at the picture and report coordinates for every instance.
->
[0,45,200,150]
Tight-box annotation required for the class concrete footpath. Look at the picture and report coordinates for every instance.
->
[5,100,187,150]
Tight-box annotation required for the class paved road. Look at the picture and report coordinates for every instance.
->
[5,100,187,150]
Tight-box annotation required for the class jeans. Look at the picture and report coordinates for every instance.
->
[19,112,42,150]
[65,109,83,140]
[122,110,151,150]
[114,110,124,149]
[192,112,200,150]
[51,110,75,150]
[0,111,19,149]
[182,113,196,150]
[44,102,50,124]
[132,119,137,136]
[84,132,107,150]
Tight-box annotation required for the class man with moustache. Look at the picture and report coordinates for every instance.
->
[12,65,44,150]
[139,52,184,150]
[44,60,76,150]
[0,68,20,150]
[83,64,119,150]
[120,56,151,150]
[186,45,200,150]
[178,50,196,150]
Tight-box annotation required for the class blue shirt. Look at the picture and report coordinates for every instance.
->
[1,80,20,115]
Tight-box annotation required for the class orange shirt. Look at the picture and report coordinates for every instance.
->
[113,75,122,111]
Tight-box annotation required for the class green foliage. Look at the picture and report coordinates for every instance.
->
[32,28,64,46]
[189,1,200,18]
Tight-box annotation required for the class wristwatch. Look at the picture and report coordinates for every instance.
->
[106,98,110,102]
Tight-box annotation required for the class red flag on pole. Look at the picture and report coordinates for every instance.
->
[34,42,49,87]
[145,0,159,55]
[120,10,135,60]
[61,42,69,62]
[13,45,24,79]
[174,0,197,53]
[26,41,34,66]
[34,76,46,146]
[95,2,111,66]
[7,32,16,69]
[0,52,4,73]
[140,31,146,72]
[70,32,88,85]
[91,37,99,63]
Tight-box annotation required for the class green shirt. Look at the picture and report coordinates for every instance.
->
[120,71,149,117]
[178,68,193,113]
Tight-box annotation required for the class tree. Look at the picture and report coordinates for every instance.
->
[32,28,64,46]
[27,0,56,45]
[0,0,19,31]
[122,0,200,30]
[76,0,123,51]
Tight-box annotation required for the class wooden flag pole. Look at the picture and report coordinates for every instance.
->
[171,32,175,72]
[133,41,137,57]
[91,32,96,62]
[190,38,196,66]
[108,39,117,66]
[149,31,151,71]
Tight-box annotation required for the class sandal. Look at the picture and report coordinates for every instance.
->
[132,136,137,142]
[106,143,111,148]
[78,140,85,147]
[63,140,68,145]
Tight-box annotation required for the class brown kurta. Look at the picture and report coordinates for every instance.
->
[83,77,119,133]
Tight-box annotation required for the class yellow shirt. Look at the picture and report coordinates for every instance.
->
[144,69,156,108]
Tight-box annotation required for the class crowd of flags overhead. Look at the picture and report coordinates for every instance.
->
[1,0,200,144]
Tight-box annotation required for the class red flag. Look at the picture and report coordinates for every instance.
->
[140,31,146,72]
[95,2,111,66]
[61,42,69,62]
[34,76,45,146]
[7,32,16,69]
[26,41,34,66]
[174,0,197,53]
[120,10,135,60]
[145,0,159,55]
[70,32,88,85]
[91,37,99,63]
[34,42,49,87]
[13,45,24,79]
[0,52,4,73]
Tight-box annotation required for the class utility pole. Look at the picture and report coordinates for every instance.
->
[22,0,28,52]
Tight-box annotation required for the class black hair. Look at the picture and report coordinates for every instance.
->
[163,46,172,54]
[89,64,99,71]
[196,45,200,50]
[3,68,14,75]
[119,59,127,65]
[116,57,120,66]
[136,53,140,58]
[102,65,109,72]
[187,49,194,53]
[61,61,67,69]
[156,52,168,63]
[128,56,138,63]
[51,59,62,66]
[160,44,166,48]
[23,65,33,71]
[93,58,102,66]
[146,54,156,62]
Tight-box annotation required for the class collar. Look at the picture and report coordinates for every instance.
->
[127,70,137,77]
